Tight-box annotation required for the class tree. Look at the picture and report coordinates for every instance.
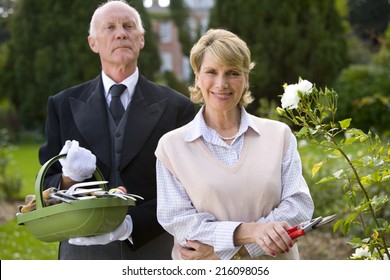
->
[334,23,390,136]
[130,0,160,79]
[209,0,348,113]
[0,0,159,130]
[169,0,193,55]
[348,0,390,51]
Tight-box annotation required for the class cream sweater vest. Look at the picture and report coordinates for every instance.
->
[156,116,299,259]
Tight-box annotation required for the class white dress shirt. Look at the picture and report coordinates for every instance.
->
[101,68,139,110]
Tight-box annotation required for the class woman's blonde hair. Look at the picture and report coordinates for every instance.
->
[188,29,255,107]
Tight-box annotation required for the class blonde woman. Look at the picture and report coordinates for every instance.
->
[156,29,314,260]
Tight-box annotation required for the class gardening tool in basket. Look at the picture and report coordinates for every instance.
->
[16,154,139,243]
[287,214,337,240]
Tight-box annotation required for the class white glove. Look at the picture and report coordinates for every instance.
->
[59,140,96,182]
[68,215,133,246]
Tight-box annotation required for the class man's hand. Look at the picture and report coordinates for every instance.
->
[59,140,96,182]
[179,240,220,260]
[68,215,133,246]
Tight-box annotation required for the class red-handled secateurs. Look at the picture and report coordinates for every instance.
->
[287,214,337,240]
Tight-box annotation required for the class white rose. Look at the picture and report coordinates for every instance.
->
[297,79,313,95]
[281,83,300,109]
[351,246,371,259]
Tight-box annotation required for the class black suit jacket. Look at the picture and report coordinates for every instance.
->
[39,74,195,252]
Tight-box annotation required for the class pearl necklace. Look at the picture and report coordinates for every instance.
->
[217,133,238,141]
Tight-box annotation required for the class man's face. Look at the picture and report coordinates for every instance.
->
[88,3,145,69]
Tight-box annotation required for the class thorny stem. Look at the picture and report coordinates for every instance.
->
[281,87,389,259]
[346,180,384,259]
[327,132,389,259]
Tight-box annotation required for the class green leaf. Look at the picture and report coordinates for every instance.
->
[360,176,373,187]
[330,150,342,157]
[365,227,371,237]
[354,200,372,213]
[345,136,357,145]
[332,169,344,179]
[362,237,370,243]
[316,176,337,184]
[346,128,364,136]
[348,237,363,248]
[370,171,381,182]
[371,195,389,210]
[346,213,358,224]
[342,220,351,234]
[321,112,329,119]
[334,219,344,233]
[339,118,352,129]
[296,127,309,138]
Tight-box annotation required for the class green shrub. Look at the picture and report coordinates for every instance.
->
[0,98,22,142]
[0,129,22,201]
[298,140,350,217]
[333,64,390,136]
[334,23,390,137]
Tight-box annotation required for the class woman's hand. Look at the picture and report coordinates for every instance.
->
[179,240,220,260]
[255,222,294,257]
[234,221,294,257]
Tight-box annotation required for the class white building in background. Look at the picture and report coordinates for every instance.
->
[144,0,214,81]
[185,0,214,38]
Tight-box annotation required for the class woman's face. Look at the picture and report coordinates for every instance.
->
[196,52,247,113]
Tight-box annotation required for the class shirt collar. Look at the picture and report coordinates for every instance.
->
[185,105,260,142]
[102,68,139,99]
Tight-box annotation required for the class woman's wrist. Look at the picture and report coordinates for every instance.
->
[233,222,261,245]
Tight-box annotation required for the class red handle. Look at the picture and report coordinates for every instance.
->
[287,226,305,240]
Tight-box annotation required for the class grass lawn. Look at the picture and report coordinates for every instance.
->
[6,143,42,198]
[0,219,58,259]
[1,143,59,260]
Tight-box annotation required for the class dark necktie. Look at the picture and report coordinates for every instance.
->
[109,84,127,125]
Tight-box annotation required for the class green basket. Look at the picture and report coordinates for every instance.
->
[16,154,135,243]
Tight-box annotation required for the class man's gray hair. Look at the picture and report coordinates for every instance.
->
[89,0,145,37]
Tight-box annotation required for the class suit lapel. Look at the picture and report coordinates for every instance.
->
[69,77,111,169]
[68,75,169,171]
[120,80,168,169]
